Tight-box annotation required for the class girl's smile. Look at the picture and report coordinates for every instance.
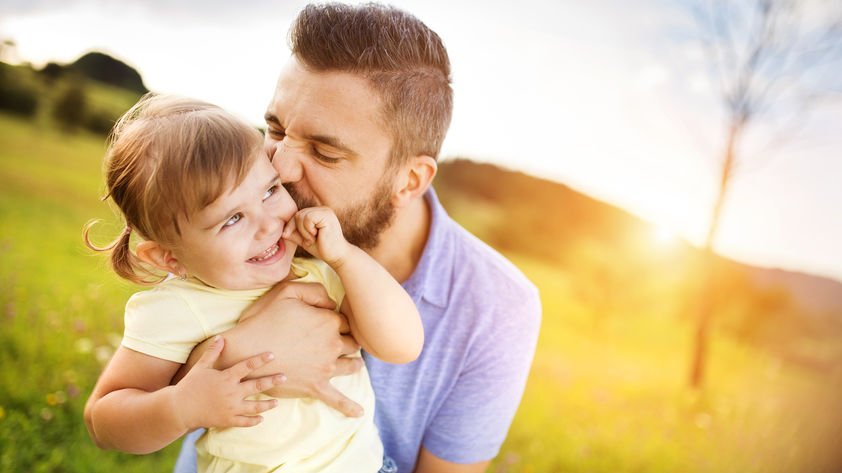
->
[247,239,286,265]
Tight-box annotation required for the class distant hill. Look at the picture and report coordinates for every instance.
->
[40,51,147,95]
[749,268,842,315]
[435,158,842,317]
[434,158,661,265]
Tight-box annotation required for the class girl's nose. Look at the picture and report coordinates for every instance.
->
[255,212,281,240]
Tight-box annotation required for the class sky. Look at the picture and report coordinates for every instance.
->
[2,0,841,282]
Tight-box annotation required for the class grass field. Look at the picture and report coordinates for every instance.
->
[2,111,842,472]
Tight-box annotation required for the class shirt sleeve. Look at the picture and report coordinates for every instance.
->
[121,286,207,363]
[423,285,541,463]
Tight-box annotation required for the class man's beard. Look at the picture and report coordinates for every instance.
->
[285,177,396,253]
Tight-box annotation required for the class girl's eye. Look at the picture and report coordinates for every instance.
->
[263,185,277,201]
[223,213,242,227]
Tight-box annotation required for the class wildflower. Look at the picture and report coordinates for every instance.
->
[95,345,113,365]
[75,338,93,354]
[107,332,122,348]
[46,391,67,406]
[63,370,77,384]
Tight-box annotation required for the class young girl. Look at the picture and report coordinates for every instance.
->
[83,94,423,473]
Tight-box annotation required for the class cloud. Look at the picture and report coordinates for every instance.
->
[0,0,306,25]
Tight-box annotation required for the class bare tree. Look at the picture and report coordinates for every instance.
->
[686,0,842,389]
[0,38,17,63]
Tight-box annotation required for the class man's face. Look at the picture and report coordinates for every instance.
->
[263,58,397,250]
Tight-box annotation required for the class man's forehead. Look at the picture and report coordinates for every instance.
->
[266,87,387,137]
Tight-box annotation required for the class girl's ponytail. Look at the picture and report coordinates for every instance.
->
[84,221,160,285]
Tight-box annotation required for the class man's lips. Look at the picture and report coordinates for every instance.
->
[247,238,285,264]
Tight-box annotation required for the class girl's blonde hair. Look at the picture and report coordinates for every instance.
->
[85,93,263,284]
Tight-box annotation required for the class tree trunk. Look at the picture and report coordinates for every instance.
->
[688,121,742,389]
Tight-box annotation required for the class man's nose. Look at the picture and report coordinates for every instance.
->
[271,139,304,184]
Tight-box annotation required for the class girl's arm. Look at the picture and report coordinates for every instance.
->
[335,244,423,363]
[284,208,424,364]
[84,337,283,454]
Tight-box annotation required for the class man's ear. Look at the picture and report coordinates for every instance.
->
[135,241,185,276]
[393,155,437,209]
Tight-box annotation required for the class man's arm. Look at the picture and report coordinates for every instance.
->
[175,281,365,417]
[415,448,489,473]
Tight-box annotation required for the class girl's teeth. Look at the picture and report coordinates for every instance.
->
[249,244,279,262]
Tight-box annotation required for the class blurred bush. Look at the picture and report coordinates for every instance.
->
[83,107,117,135]
[1,55,142,136]
[52,81,88,132]
[0,63,39,117]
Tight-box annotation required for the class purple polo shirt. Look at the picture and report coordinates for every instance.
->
[174,189,541,472]
[367,189,540,471]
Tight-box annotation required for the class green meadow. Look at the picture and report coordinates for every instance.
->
[2,92,842,471]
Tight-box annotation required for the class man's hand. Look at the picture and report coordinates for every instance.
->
[177,281,365,417]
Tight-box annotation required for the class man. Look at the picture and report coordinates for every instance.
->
[175,3,540,472]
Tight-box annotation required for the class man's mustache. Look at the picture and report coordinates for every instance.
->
[283,183,317,209]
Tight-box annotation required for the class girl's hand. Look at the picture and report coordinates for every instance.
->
[174,336,286,430]
[282,207,351,267]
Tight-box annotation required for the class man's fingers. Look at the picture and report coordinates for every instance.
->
[241,374,287,394]
[314,383,364,418]
[334,356,364,377]
[261,281,336,311]
[339,333,360,355]
[227,351,276,380]
[196,336,224,368]
[336,314,352,335]
[289,283,337,311]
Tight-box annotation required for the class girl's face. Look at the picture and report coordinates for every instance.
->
[173,155,299,290]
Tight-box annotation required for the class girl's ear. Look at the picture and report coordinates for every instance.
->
[135,241,185,277]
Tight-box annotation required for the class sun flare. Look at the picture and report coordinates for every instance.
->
[652,224,679,248]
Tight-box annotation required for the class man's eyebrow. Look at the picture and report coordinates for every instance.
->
[263,113,355,156]
[304,133,356,156]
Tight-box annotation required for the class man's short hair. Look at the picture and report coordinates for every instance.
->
[289,2,453,165]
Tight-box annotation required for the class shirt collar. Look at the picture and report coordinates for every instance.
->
[402,187,454,309]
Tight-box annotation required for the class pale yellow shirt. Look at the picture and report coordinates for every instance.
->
[121,258,383,473]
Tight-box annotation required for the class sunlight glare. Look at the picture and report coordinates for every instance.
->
[652,224,679,248]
